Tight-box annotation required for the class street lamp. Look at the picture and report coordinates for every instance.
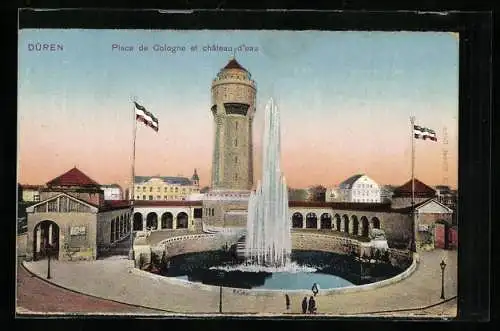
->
[440,259,447,300]
[46,243,52,279]
[218,271,224,313]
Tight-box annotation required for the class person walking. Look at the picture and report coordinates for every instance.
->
[301,296,308,314]
[285,294,290,312]
[308,296,316,314]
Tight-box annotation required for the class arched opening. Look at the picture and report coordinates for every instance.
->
[133,212,143,231]
[334,214,341,231]
[161,212,174,229]
[146,212,158,230]
[342,214,349,233]
[176,212,188,229]
[372,217,380,229]
[351,215,359,235]
[120,215,124,237]
[33,220,60,261]
[320,213,332,229]
[111,219,115,242]
[114,217,119,240]
[361,216,369,237]
[292,212,303,228]
[306,213,318,229]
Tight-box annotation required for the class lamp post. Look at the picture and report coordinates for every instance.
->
[440,259,446,300]
[218,271,224,313]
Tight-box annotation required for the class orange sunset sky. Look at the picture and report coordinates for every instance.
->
[18,30,458,191]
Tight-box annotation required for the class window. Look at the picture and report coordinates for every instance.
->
[164,187,168,192]
[34,194,40,202]
[164,195,168,200]
[234,173,238,181]
[143,187,146,192]
[143,195,146,200]
[175,187,178,192]
[234,156,238,164]
[235,122,238,130]
[136,195,140,199]
[149,195,153,200]
[235,138,238,147]
[156,195,161,200]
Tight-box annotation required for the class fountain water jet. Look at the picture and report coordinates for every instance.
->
[245,98,291,267]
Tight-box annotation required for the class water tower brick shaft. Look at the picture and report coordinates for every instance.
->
[211,59,256,190]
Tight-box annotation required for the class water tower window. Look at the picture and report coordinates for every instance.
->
[235,122,238,130]
[234,156,238,164]
[235,138,238,147]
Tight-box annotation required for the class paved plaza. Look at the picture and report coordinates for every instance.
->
[18,248,457,317]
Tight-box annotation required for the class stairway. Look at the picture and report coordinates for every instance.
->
[236,235,246,258]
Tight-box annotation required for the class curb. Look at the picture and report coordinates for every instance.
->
[20,261,175,314]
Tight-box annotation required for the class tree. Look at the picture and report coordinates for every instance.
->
[288,187,308,201]
[308,185,327,201]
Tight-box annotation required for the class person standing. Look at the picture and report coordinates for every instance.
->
[308,296,316,314]
[285,294,290,312]
[301,296,308,314]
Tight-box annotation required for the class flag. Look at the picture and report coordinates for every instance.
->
[134,102,159,132]
[413,125,437,141]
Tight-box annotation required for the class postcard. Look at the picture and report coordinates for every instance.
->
[17,27,458,318]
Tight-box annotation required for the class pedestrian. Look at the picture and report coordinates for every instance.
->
[285,294,290,312]
[312,282,319,296]
[308,296,316,314]
[301,296,308,314]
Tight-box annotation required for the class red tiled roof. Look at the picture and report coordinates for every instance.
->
[223,58,247,71]
[133,200,203,207]
[393,179,436,197]
[46,167,101,187]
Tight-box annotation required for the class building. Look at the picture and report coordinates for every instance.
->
[434,185,457,210]
[391,178,436,208]
[380,185,396,203]
[25,167,131,261]
[325,187,341,202]
[210,57,256,191]
[133,169,200,201]
[337,174,381,203]
[101,184,123,200]
[20,184,42,202]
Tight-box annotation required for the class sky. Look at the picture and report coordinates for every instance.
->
[18,30,459,191]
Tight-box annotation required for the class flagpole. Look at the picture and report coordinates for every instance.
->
[410,115,416,252]
[129,99,138,261]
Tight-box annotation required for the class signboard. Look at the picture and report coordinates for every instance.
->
[70,226,86,236]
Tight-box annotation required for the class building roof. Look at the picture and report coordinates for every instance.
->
[289,200,393,212]
[392,198,453,214]
[46,167,101,187]
[393,178,436,197]
[20,184,44,190]
[135,176,193,186]
[223,58,248,71]
[134,200,203,207]
[339,174,364,188]
[101,184,122,189]
[99,200,131,212]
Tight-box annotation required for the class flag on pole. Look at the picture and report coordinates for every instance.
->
[413,125,437,141]
[134,101,159,132]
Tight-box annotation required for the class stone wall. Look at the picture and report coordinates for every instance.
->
[26,212,98,261]
[17,234,28,257]
[96,208,131,254]
[150,232,412,270]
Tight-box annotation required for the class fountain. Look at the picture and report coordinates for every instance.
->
[245,98,291,267]
[156,100,411,291]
